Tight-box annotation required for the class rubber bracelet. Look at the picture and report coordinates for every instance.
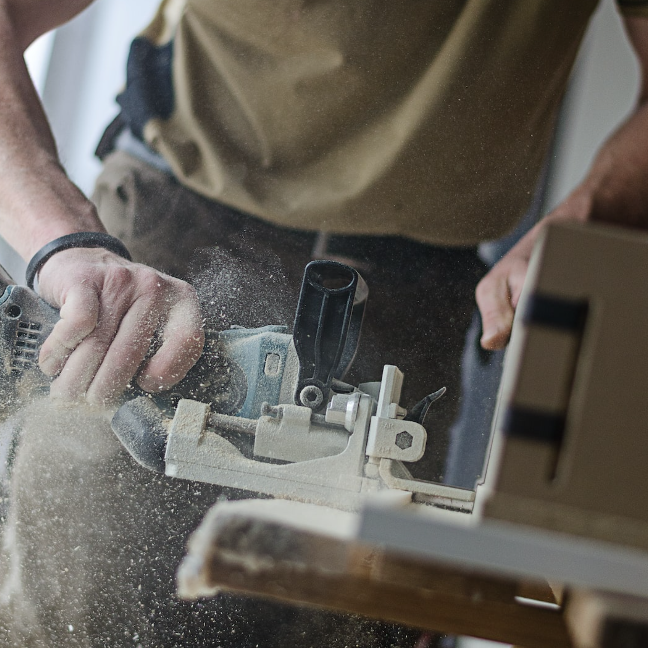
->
[26,232,132,289]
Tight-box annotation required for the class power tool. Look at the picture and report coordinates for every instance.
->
[0,260,474,511]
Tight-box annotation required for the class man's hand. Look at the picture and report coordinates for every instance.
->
[37,247,205,404]
[0,1,205,405]
[477,192,593,350]
[475,239,529,351]
[477,14,648,351]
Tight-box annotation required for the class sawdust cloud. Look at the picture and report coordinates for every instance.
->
[188,245,295,333]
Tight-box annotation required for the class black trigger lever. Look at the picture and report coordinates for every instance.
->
[405,387,447,425]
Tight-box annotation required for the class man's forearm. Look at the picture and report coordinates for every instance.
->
[574,98,648,228]
[530,16,648,230]
[0,0,103,261]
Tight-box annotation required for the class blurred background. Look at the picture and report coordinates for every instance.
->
[1,1,642,645]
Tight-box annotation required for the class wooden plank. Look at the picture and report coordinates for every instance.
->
[183,542,570,648]
[354,549,519,603]
[178,500,572,648]
[359,502,648,599]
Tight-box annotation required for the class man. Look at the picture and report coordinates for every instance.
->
[0,1,647,646]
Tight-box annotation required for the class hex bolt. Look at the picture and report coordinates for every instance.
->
[395,431,413,450]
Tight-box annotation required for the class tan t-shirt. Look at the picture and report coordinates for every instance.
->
[122,0,647,246]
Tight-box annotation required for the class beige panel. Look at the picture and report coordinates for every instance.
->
[487,223,648,550]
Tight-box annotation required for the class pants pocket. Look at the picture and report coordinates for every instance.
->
[91,150,194,275]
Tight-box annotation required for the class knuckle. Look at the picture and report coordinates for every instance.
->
[106,265,134,289]
[70,312,99,338]
[480,306,503,323]
[51,336,80,354]
[86,331,113,351]
[52,318,96,349]
[508,256,527,273]
[136,269,167,295]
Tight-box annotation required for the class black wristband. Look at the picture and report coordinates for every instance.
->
[26,232,132,289]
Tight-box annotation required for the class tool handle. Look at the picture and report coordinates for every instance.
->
[0,285,59,413]
[292,260,366,409]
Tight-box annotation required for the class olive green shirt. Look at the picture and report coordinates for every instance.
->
[124,0,648,245]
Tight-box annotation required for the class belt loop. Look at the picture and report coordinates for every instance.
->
[95,114,126,161]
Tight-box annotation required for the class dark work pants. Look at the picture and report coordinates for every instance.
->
[444,166,546,489]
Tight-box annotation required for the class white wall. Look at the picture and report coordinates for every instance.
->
[545,0,641,210]
[41,0,160,196]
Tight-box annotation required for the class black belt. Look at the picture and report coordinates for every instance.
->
[311,231,477,276]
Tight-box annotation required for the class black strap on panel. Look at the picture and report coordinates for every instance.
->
[502,406,566,445]
[522,294,588,332]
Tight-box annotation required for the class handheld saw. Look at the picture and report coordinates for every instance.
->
[0,260,474,511]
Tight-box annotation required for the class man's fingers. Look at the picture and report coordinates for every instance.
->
[476,256,529,350]
[476,270,514,350]
[49,336,113,402]
[48,291,135,402]
[39,284,100,376]
[36,248,205,403]
[82,298,160,404]
[137,291,205,393]
[50,280,203,402]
